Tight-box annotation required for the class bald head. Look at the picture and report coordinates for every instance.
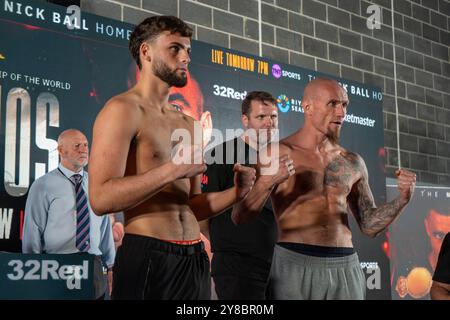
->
[301,78,348,144]
[58,129,85,145]
[303,78,343,104]
[58,129,89,172]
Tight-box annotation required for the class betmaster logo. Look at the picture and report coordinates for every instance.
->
[271,64,302,81]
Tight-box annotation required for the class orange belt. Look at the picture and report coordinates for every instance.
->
[162,239,202,245]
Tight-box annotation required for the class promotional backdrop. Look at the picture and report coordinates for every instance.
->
[0,0,389,299]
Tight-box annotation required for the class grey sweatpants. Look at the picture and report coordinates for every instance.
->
[268,244,366,300]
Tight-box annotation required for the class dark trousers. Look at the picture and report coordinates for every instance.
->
[93,255,108,299]
[212,252,271,300]
[112,234,210,300]
[214,274,268,300]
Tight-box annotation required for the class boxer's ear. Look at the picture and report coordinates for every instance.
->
[302,97,312,116]
[303,104,311,116]
[140,42,152,63]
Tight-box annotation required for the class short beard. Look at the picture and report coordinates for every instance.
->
[153,59,187,88]
[326,129,340,144]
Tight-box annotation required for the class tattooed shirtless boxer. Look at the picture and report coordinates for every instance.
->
[232,78,416,300]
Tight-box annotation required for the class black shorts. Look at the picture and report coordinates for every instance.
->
[111,234,211,300]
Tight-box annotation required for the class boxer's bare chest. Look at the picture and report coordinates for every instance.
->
[277,147,361,200]
[128,104,194,172]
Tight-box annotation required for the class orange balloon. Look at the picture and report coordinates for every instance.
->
[406,267,432,299]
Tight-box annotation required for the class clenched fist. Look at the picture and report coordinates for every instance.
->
[260,153,295,186]
[233,163,256,201]
[395,169,416,202]
[172,143,206,179]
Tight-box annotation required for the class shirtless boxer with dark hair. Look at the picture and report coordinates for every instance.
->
[89,16,255,300]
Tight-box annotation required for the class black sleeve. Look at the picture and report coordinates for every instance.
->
[202,162,222,193]
[433,232,450,284]
[201,148,222,193]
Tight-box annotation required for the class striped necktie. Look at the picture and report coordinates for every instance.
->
[71,174,90,252]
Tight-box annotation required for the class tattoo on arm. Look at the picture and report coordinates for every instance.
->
[348,153,406,237]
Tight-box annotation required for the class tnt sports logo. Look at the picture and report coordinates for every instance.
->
[272,64,282,79]
[271,64,302,80]
[277,94,290,113]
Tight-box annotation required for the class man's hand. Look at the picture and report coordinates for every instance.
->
[395,169,416,203]
[107,269,113,296]
[260,154,295,186]
[233,164,256,201]
[112,221,124,249]
[172,143,207,179]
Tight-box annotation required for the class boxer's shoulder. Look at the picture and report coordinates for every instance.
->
[339,149,368,178]
[277,139,294,154]
[345,150,365,166]
[102,91,144,116]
